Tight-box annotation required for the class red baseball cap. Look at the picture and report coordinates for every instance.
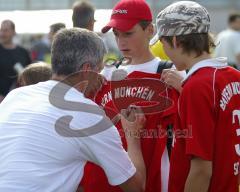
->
[102,0,152,33]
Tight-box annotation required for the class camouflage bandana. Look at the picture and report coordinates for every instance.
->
[151,1,210,45]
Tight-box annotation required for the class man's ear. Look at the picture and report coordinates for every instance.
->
[81,63,91,71]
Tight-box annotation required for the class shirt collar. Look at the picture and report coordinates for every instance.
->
[183,57,228,83]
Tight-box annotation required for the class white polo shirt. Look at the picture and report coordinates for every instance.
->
[214,29,240,65]
[0,80,136,192]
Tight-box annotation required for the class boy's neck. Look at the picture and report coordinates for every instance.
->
[186,52,211,70]
[130,51,155,65]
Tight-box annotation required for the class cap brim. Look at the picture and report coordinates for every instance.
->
[101,18,139,33]
[150,33,159,46]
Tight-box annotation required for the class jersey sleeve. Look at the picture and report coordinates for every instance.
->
[179,80,215,160]
[79,117,136,186]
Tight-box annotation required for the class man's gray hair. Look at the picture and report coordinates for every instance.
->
[51,28,106,75]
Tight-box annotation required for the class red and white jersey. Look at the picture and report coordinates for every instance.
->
[169,58,240,192]
[81,61,180,192]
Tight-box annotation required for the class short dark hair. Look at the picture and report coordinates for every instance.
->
[72,0,95,28]
[161,33,215,57]
[228,12,240,24]
[138,20,152,30]
[1,20,15,31]
[51,28,106,76]
[50,23,66,34]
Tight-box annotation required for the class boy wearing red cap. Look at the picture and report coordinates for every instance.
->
[152,1,240,191]
[80,0,185,192]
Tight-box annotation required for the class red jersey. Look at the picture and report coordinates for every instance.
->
[169,62,240,192]
[81,70,179,192]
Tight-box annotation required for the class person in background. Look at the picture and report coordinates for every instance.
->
[43,22,66,64]
[18,62,52,86]
[48,23,66,44]
[30,34,50,62]
[214,12,240,69]
[0,19,31,102]
[72,0,95,31]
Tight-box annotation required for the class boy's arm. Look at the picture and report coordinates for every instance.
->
[184,157,212,192]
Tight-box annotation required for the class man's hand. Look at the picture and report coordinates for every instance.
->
[119,106,146,192]
[120,106,146,140]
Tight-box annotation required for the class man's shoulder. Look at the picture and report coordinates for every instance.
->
[223,29,240,38]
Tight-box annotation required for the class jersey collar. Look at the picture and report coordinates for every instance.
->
[183,57,228,83]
